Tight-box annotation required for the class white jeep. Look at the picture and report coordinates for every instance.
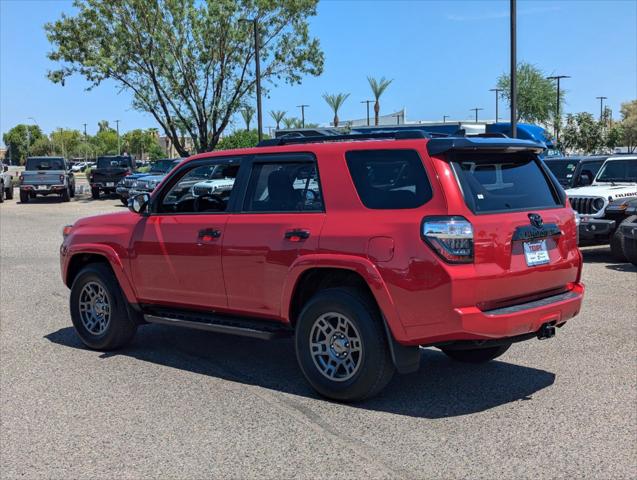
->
[566,155,637,258]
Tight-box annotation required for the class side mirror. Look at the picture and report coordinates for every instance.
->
[579,171,593,186]
[128,193,150,215]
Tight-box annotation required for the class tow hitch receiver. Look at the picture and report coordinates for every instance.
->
[537,323,556,340]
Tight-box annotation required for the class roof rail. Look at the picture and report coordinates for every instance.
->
[257,130,429,147]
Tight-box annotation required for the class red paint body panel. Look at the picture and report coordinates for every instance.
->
[61,138,584,346]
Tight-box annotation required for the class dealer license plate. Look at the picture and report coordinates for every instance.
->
[524,239,550,267]
[106,182,114,187]
[37,185,47,190]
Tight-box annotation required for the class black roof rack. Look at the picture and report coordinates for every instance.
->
[258,130,429,147]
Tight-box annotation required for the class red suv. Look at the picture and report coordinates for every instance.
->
[60,131,584,401]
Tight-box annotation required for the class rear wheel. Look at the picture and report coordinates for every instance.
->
[69,185,75,198]
[295,288,395,402]
[61,187,70,202]
[5,184,13,199]
[91,187,100,199]
[70,263,137,350]
[19,190,29,203]
[612,215,637,262]
[441,344,511,363]
[0,182,4,203]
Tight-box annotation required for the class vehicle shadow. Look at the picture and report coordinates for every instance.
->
[580,246,618,264]
[45,325,555,419]
[17,196,66,205]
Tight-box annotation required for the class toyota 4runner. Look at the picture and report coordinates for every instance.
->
[60,131,584,401]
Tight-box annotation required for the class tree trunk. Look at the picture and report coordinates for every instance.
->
[374,101,380,126]
[334,114,339,127]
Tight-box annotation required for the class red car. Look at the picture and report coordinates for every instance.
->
[60,131,584,401]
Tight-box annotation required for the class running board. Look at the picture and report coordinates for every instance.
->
[143,309,293,340]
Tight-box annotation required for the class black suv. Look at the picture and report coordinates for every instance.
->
[544,156,608,189]
[89,155,135,199]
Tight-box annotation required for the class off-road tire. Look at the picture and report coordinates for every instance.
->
[0,182,4,203]
[61,187,70,202]
[19,190,29,203]
[70,263,138,350]
[5,184,13,199]
[441,344,511,363]
[295,288,395,402]
[91,187,100,200]
[610,218,635,262]
[617,215,637,265]
[69,185,75,198]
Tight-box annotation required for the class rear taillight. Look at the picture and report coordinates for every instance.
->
[422,216,474,264]
[62,224,73,238]
[573,210,580,244]
[59,174,65,183]
[19,175,24,183]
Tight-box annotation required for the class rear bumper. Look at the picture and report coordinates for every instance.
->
[578,218,615,242]
[21,185,66,194]
[402,283,585,346]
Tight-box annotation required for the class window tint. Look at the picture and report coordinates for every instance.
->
[596,159,637,182]
[452,153,560,213]
[243,162,323,212]
[159,162,239,213]
[345,150,432,209]
[96,156,133,169]
[26,157,65,170]
[544,160,580,184]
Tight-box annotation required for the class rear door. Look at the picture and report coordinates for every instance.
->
[222,153,326,318]
[450,151,579,304]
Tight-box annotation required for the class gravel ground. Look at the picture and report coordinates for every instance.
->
[1,189,636,479]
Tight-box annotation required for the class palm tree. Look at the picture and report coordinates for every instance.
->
[269,110,286,130]
[241,106,255,131]
[322,93,350,127]
[97,120,110,132]
[367,76,393,126]
[282,117,298,129]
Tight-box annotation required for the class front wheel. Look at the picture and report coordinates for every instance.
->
[295,288,395,402]
[70,263,138,350]
[441,344,511,363]
[91,187,100,199]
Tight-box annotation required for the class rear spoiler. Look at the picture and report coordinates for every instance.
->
[427,137,546,156]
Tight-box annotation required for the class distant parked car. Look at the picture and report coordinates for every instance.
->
[116,158,181,204]
[544,156,609,189]
[0,162,14,202]
[89,155,135,199]
[19,156,75,203]
[71,162,88,173]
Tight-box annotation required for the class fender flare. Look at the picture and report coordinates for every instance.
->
[281,254,408,343]
[65,244,137,303]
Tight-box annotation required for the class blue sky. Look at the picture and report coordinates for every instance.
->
[1,0,636,141]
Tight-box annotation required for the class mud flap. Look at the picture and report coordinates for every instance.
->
[382,318,421,374]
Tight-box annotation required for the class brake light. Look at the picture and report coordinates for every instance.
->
[59,174,65,183]
[19,174,24,183]
[573,210,580,244]
[422,216,474,263]
[62,224,73,238]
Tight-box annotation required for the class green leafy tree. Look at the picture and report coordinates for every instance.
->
[122,128,164,159]
[619,100,637,152]
[497,63,563,125]
[367,76,392,126]
[322,93,349,127]
[2,124,44,165]
[216,129,267,150]
[50,128,83,157]
[269,110,286,130]
[98,120,110,132]
[561,113,604,154]
[30,136,54,156]
[46,0,324,156]
[91,128,119,156]
[241,105,255,132]
[282,117,298,129]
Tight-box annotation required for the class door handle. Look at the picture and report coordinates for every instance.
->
[284,229,310,242]
[198,228,221,242]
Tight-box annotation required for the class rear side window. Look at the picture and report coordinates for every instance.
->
[452,153,560,213]
[346,150,432,209]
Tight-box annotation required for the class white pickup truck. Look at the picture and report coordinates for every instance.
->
[566,155,637,258]
[0,162,14,202]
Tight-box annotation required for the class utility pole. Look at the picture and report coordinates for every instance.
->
[240,18,263,141]
[510,0,517,138]
[489,88,503,123]
[297,104,309,128]
[83,123,88,160]
[114,119,121,155]
[360,100,372,126]
[547,75,570,144]
[596,96,607,121]
[392,113,401,125]
[470,108,484,123]
[443,115,449,123]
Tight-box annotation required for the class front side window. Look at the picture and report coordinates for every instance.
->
[243,161,323,212]
[345,149,432,209]
[158,161,239,213]
[452,153,560,213]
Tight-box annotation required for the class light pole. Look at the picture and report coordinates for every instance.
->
[297,104,309,128]
[83,123,88,160]
[547,75,570,144]
[392,113,401,125]
[240,18,263,142]
[114,119,121,155]
[489,88,503,123]
[596,96,607,121]
[443,115,449,123]
[360,100,372,126]
[510,0,517,138]
[470,108,484,123]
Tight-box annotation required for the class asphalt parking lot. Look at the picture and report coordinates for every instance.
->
[1,190,635,479]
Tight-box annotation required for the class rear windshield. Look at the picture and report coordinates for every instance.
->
[96,156,132,169]
[150,159,178,173]
[596,159,637,183]
[25,158,64,170]
[452,153,561,213]
[346,149,433,209]
[544,160,580,184]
